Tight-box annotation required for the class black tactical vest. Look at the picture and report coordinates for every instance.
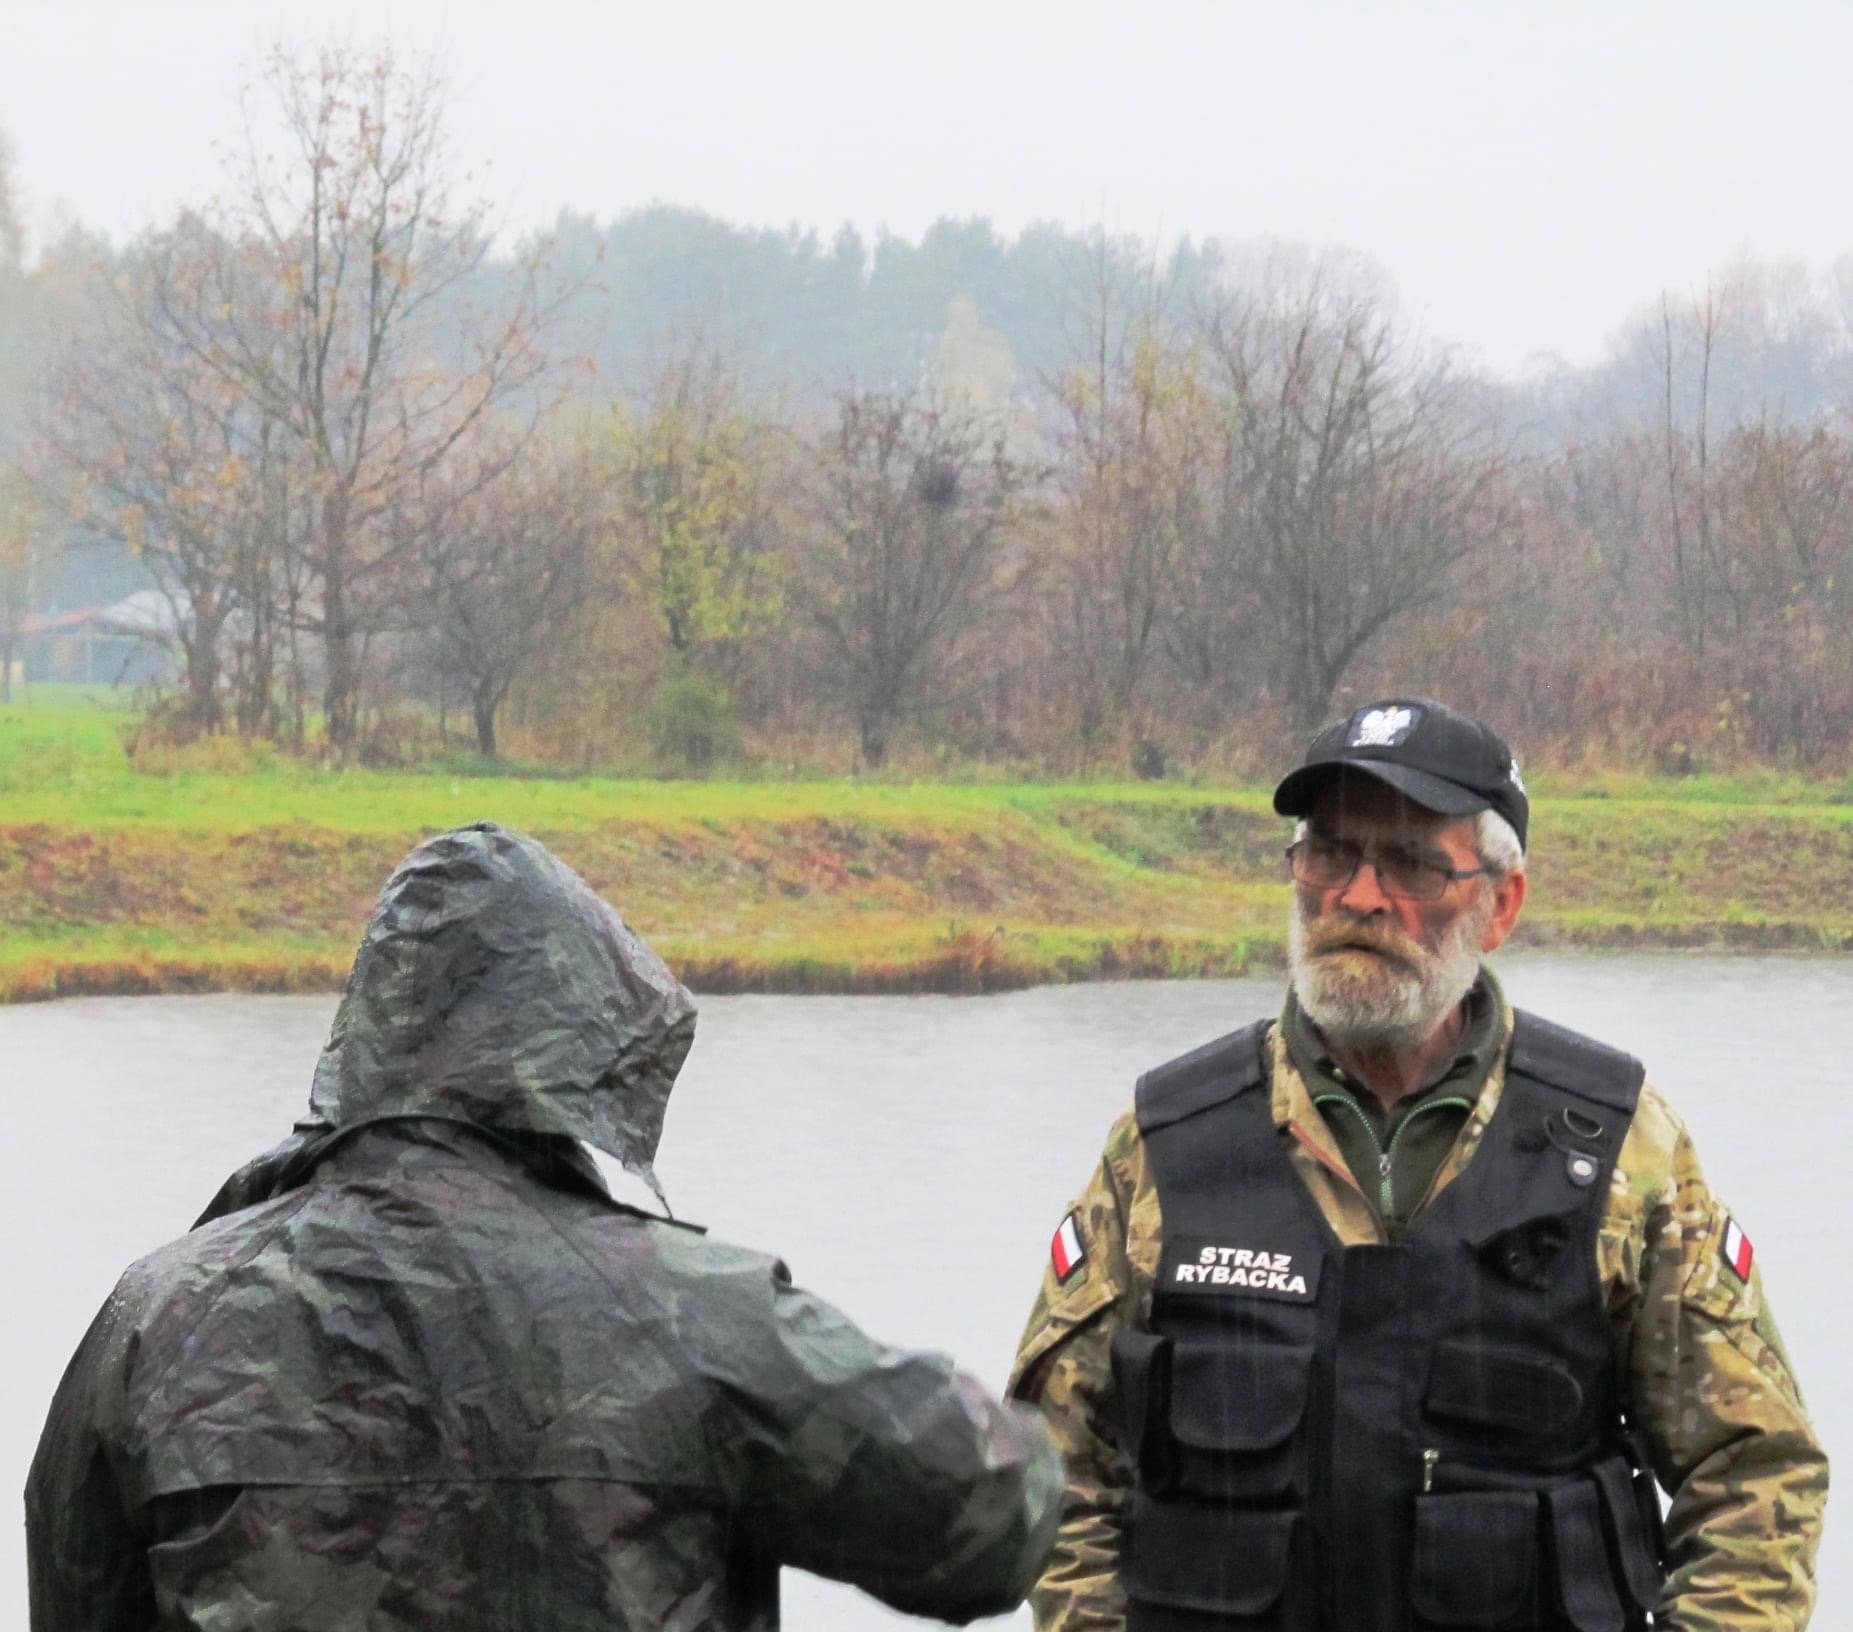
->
[1111,1012,1667,1632]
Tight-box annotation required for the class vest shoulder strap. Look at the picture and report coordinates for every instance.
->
[1507,1008,1645,1113]
[1134,1020,1271,1133]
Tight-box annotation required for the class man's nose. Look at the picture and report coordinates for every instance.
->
[1336,859,1393,913]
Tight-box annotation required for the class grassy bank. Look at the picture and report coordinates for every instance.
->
[3,688,1852,1002]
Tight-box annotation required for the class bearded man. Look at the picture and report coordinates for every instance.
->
[1010,698,1827,1631]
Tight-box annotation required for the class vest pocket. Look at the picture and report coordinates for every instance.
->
[1544,1479,1626,1632]
[1170,1340,1314,1501]
[1589,1455,1664,1614]
[1411,1489,1538,1626]
[1424,1339,1584,1437]
[1414,1475,1655,1631]
[1113,1333,1314,1501]
[1124,1490,1297,1623]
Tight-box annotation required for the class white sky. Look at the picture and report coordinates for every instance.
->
[3,0,1848,375]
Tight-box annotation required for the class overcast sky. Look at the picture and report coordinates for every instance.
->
[3,0,1848,375]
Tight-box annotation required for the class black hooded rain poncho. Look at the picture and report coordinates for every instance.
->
[26,823,1061,1630]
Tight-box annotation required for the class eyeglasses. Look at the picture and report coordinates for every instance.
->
[1285,833,1494,902]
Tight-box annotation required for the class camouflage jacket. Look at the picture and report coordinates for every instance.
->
[28,824,1062,1631]
[1008,990,1828,1631]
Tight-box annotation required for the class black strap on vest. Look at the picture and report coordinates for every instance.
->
[1133,1020,1270,1134]
[1508,1009,1645,1112]
[1135,1009,1642,1133]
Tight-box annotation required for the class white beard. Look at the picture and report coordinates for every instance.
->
[1288,890,1493,1048]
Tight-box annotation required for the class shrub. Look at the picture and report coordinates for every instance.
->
[646,670,740,773]
[1131,736,1167,781]
[123,701,282,776]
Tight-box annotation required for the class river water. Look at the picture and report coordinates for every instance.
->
[3,955,1844,1625]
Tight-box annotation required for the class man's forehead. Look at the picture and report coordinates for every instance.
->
[1305,776,1471,839]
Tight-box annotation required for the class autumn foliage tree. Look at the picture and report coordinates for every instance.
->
[0,466,53,703]
[49,224,297,732]
[607,349,784,681]
[132,44,561,751]
[23,91,1853,777]
[0,133,40,702]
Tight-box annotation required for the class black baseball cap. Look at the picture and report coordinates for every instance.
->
[1272,697,1529,849]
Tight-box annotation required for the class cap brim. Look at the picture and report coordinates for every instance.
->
[1273,759,1491,820]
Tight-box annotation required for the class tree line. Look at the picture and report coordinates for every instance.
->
[4,45,1853,774]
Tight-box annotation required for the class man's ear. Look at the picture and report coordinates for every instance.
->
[1480,867,1528,952]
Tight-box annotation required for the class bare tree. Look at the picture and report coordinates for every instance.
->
[1198,263,1510,729]
[796,390,1036,766]
[1654,281,1750,655]
[1044,237,1205,743]
[142,43,561,751]
[1728,419,1853,613]
[0,464,54,702]
[0,127,24,297]
[1724,419,1853,759]
[422,432,599,758]
[0,136,44,701]
[46,224,299,732]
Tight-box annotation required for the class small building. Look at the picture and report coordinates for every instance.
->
[19,590,181,687]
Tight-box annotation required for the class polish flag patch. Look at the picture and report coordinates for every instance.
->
[1051,1212,1087,1283]
[1722,1217,1754,1282]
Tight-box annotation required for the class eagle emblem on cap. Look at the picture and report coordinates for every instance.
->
[1350,705,1417,747]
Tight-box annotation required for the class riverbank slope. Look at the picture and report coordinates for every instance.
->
[5,695,1851,1001]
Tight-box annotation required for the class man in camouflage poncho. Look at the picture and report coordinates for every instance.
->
[28,822,1062,1630]
[1011,699,1827,1630]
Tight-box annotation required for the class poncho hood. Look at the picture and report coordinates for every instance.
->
[307,822,695,1195]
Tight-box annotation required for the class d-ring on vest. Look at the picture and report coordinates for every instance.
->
[1111,1012,1666,1631]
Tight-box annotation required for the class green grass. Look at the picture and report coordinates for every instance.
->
[3,687,1852,1001]
[0,697,1242,833]
[1526,765,1853,806]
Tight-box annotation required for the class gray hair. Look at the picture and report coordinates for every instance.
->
[1474,810,1525,875]
[1291,809,1526,875]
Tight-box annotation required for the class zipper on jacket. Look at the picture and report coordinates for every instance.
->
[1315,1093,1477,1221]
[1422,1448,1439,1493]
[1314,1093,1394,1214]
[1384,1096,1476,1195]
